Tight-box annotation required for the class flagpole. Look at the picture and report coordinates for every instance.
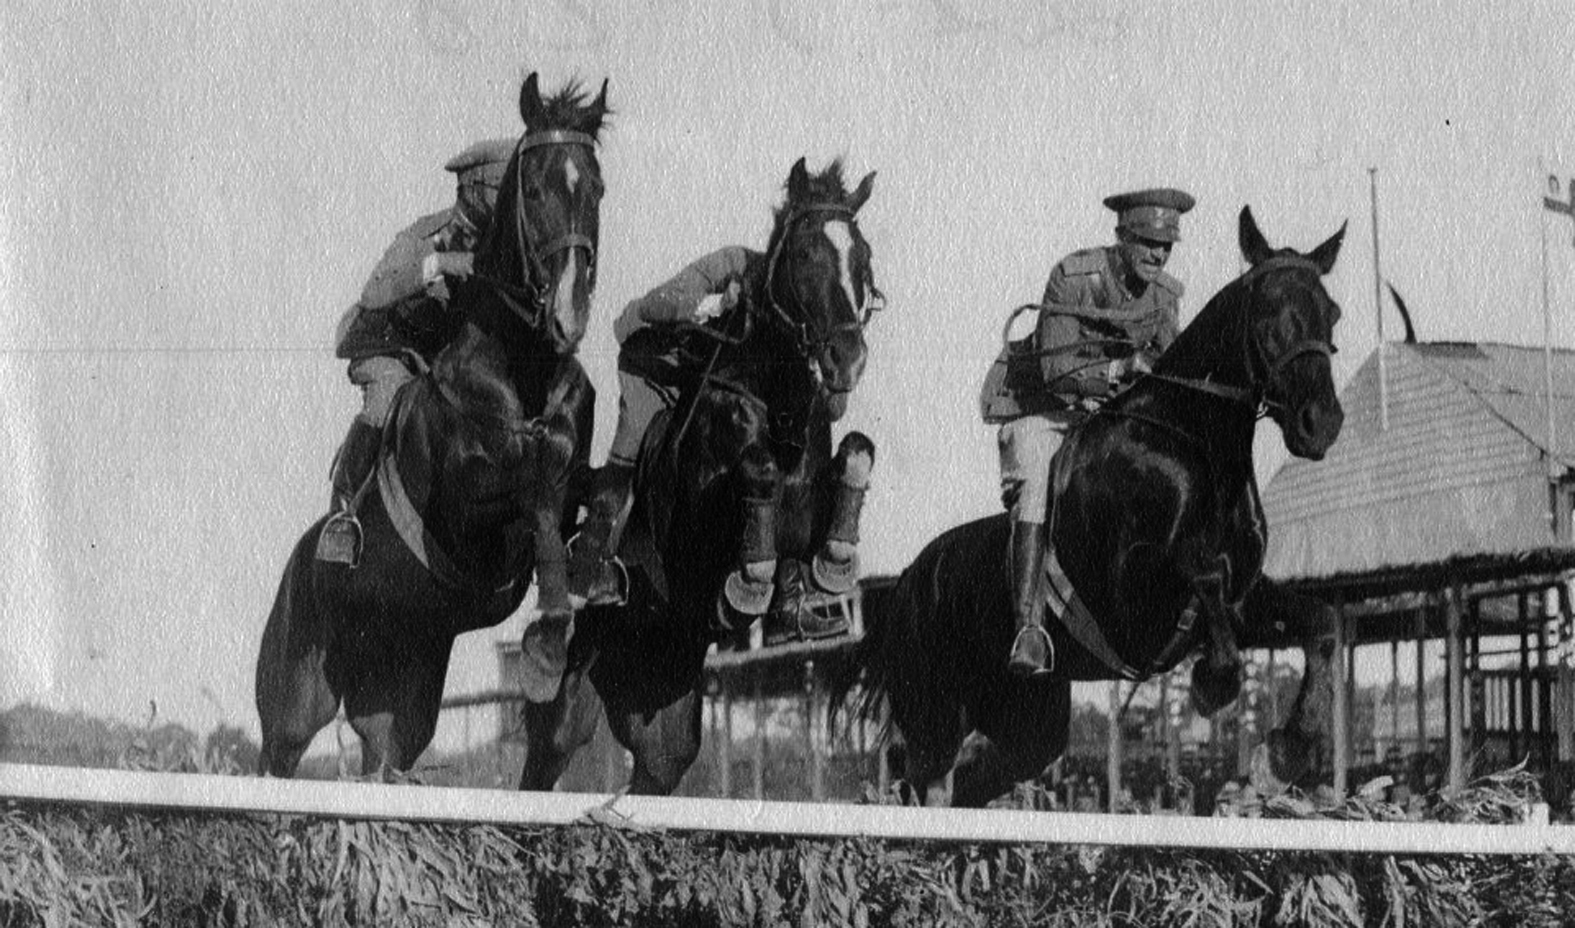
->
[1542,163,1557,488]
[1369,168,1388,431]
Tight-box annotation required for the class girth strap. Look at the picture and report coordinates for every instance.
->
[1042,544,1199,682]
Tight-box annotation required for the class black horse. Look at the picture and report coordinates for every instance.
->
[255,74,608,778]
[836,207,1346,807]
[519,158,881,794]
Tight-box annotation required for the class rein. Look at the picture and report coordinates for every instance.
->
[1123,255,1332,417]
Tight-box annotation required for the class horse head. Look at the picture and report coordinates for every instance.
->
[762,157,879,421]
[473,72,609,355]
[1236,206,1347,460]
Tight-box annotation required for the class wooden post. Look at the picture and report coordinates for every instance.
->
[1389,638,1400,766]
[1446,584,1467,793]
[1107,681,1124,812]
[1538,596,1552,767]
[1558,579,1575,763]
[752,679,766,801]
[1415,608,1428,771]
[805,660,824,802]
[877,698,891,796]
[1522,600,1535,764]
[1331,603,1349,799]
[719,689,733,799]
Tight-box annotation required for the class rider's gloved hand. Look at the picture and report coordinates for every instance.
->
[693,278,743,323]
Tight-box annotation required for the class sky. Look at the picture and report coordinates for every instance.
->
[3,1,1575,745]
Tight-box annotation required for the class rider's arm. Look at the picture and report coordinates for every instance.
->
[613,246,753,344]
[1037,262,1114,398]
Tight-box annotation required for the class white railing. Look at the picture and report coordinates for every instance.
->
[1,762,1568,857]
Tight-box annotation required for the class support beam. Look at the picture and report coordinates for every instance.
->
[1447,584,1467,793]
[1107,681,1123,812]
[805,660,824,802]
[752,679,766,801]
[1416,608,1428,777]
[1332,602,1349,799]
[719,689,733,798]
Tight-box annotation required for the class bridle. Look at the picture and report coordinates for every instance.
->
[1141,255,1333,419]
[761,202,881,362]
[471,128,599,334]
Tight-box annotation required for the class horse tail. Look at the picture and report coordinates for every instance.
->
[826,573,896,741]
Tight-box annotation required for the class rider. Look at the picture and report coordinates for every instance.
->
[567,246,756,605]
[979,187,1194,676]
[317,137,516,566]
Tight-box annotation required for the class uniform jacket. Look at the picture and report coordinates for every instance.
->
[613,246,758,345]
[981,245,1182,423]
[335,209,467,361]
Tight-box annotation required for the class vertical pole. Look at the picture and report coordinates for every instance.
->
[752,678,766,801]
[1542,167,1559,490]
[1522,601,1535,763]
[1447,584,1467,793]
[1107,680,1124,812]
[805,660,824,802]
[1538,596,1552,767]
[1389,638,1400,768]
[1416,608,1428,770]
[719,688,733,799]
[877,697,891,795]
[1331,603,1349,799]
[1369,167,1389,431]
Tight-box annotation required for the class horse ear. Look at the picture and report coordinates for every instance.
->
[1238,206,1273,266]
[848,171,876,213]
[787,157,811,200]
[519,72,545,128]
[586,78,610,132]
[1307,221,1348,275]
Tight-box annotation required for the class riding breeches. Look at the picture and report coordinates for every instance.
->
[997,414,1070,524]
[348,355,416,427]
[608,369,682,467]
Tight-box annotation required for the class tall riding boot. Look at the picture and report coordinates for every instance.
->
[567,460,635,606]
[317,419,383,566]
[1006,520,1054,677]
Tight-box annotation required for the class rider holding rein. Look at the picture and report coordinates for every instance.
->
[317,138,515,566]
[568,246,757,605]
[980,187,1194,676]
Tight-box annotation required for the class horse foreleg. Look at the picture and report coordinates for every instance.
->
[812,431,876,595]
[344,634,455,779]
[520,425,578,703]
[255,539,341,778]
[721,443,781,621]
[1184,557,1244,718]
[1242,579,1335,788]
[519,653,603,791]
[605,689,703,795]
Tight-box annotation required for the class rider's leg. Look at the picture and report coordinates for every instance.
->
[318,356,411,566]
[567,370,671,605]
[999,415,1061,676]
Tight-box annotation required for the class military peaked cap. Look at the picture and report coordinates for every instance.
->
[1103,188,1196,243]
[444,137,517,188]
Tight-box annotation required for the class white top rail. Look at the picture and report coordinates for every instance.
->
[2,763,1570,857]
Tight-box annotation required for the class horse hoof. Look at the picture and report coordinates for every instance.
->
[723,569,773,616]
[811,549,860,594]
[520,614,571,703]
